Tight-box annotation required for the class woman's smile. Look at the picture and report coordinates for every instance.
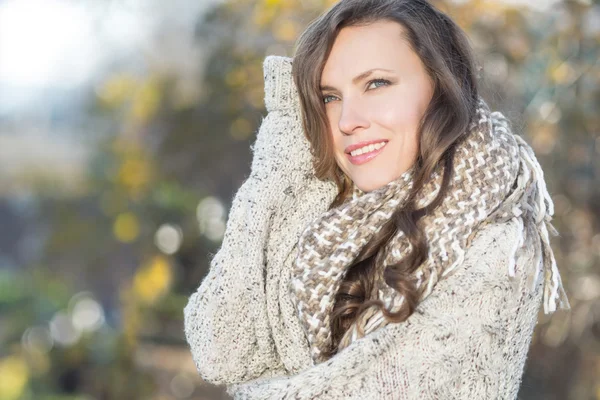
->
[346,140,388,165]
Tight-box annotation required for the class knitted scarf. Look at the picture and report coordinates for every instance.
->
[289,97,571,365]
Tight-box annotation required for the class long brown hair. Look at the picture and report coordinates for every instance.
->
[291,0,480,359]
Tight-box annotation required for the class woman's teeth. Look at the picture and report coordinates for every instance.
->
[350,141,387,157]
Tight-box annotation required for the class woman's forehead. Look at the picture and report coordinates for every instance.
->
[320,23,419,88]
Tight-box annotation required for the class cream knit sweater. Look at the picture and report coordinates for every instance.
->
[183,56,568,399]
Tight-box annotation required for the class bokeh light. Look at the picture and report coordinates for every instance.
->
[196,197,226,242]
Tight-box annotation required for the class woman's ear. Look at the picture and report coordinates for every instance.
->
[263,55,301,112]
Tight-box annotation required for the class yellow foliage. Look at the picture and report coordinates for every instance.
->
[230,117,253,141]
[117,157,152,193]
[551,61,576,85]
[97,73,137,107]
[252,5,277,29]
[273,19,299,42]
[133,255,173,305]
[0,356,29,400]
[478,0,507,15]
[225,67,249,88]
[119,287,141,349]
[113,212,140,243]
[131,78,161,123]
[98,70,162,125]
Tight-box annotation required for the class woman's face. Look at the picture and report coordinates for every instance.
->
[320,20,434,192]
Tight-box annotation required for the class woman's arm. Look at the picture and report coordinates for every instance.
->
[183,172,285,385]
[226,219,546,399]
[183,56,318,385]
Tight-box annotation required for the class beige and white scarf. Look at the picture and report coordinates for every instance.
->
[289,96,571,365]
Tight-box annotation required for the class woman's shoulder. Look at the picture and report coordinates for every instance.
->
[418,218,542,316]
[466,218,524,256]
[463,218,536,280]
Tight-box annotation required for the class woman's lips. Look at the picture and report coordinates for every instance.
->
[347,142,388,165]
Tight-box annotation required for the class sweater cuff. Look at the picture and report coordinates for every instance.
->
[263,55,300,112]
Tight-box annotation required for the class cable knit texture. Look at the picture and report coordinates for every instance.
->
[183,56,571,399]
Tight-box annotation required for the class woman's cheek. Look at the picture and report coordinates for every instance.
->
[374,100,414,132]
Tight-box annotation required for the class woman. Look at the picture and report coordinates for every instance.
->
[183,0,571,398]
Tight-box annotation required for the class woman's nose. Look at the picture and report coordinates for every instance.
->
[338,99,369,135]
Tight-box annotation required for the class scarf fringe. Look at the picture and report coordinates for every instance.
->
[508,135,570,314]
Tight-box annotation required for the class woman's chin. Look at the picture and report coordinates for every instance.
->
[351,177,390,193]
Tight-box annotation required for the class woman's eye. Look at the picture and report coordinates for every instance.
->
[323,95,337,104]
[367,78,391,90]
[322,78,390,104]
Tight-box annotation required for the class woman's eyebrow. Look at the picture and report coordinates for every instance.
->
[320,68,395,91]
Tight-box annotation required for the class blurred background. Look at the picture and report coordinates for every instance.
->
[0,0,598,399]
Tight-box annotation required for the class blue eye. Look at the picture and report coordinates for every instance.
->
[322,78,391,104]
[323,95,337,104]
[367,78,391,89]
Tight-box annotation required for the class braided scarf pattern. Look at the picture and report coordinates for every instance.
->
[289,97,571,365]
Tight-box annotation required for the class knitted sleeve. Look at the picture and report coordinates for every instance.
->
[182,56,317,385]
[226,219,546,400]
